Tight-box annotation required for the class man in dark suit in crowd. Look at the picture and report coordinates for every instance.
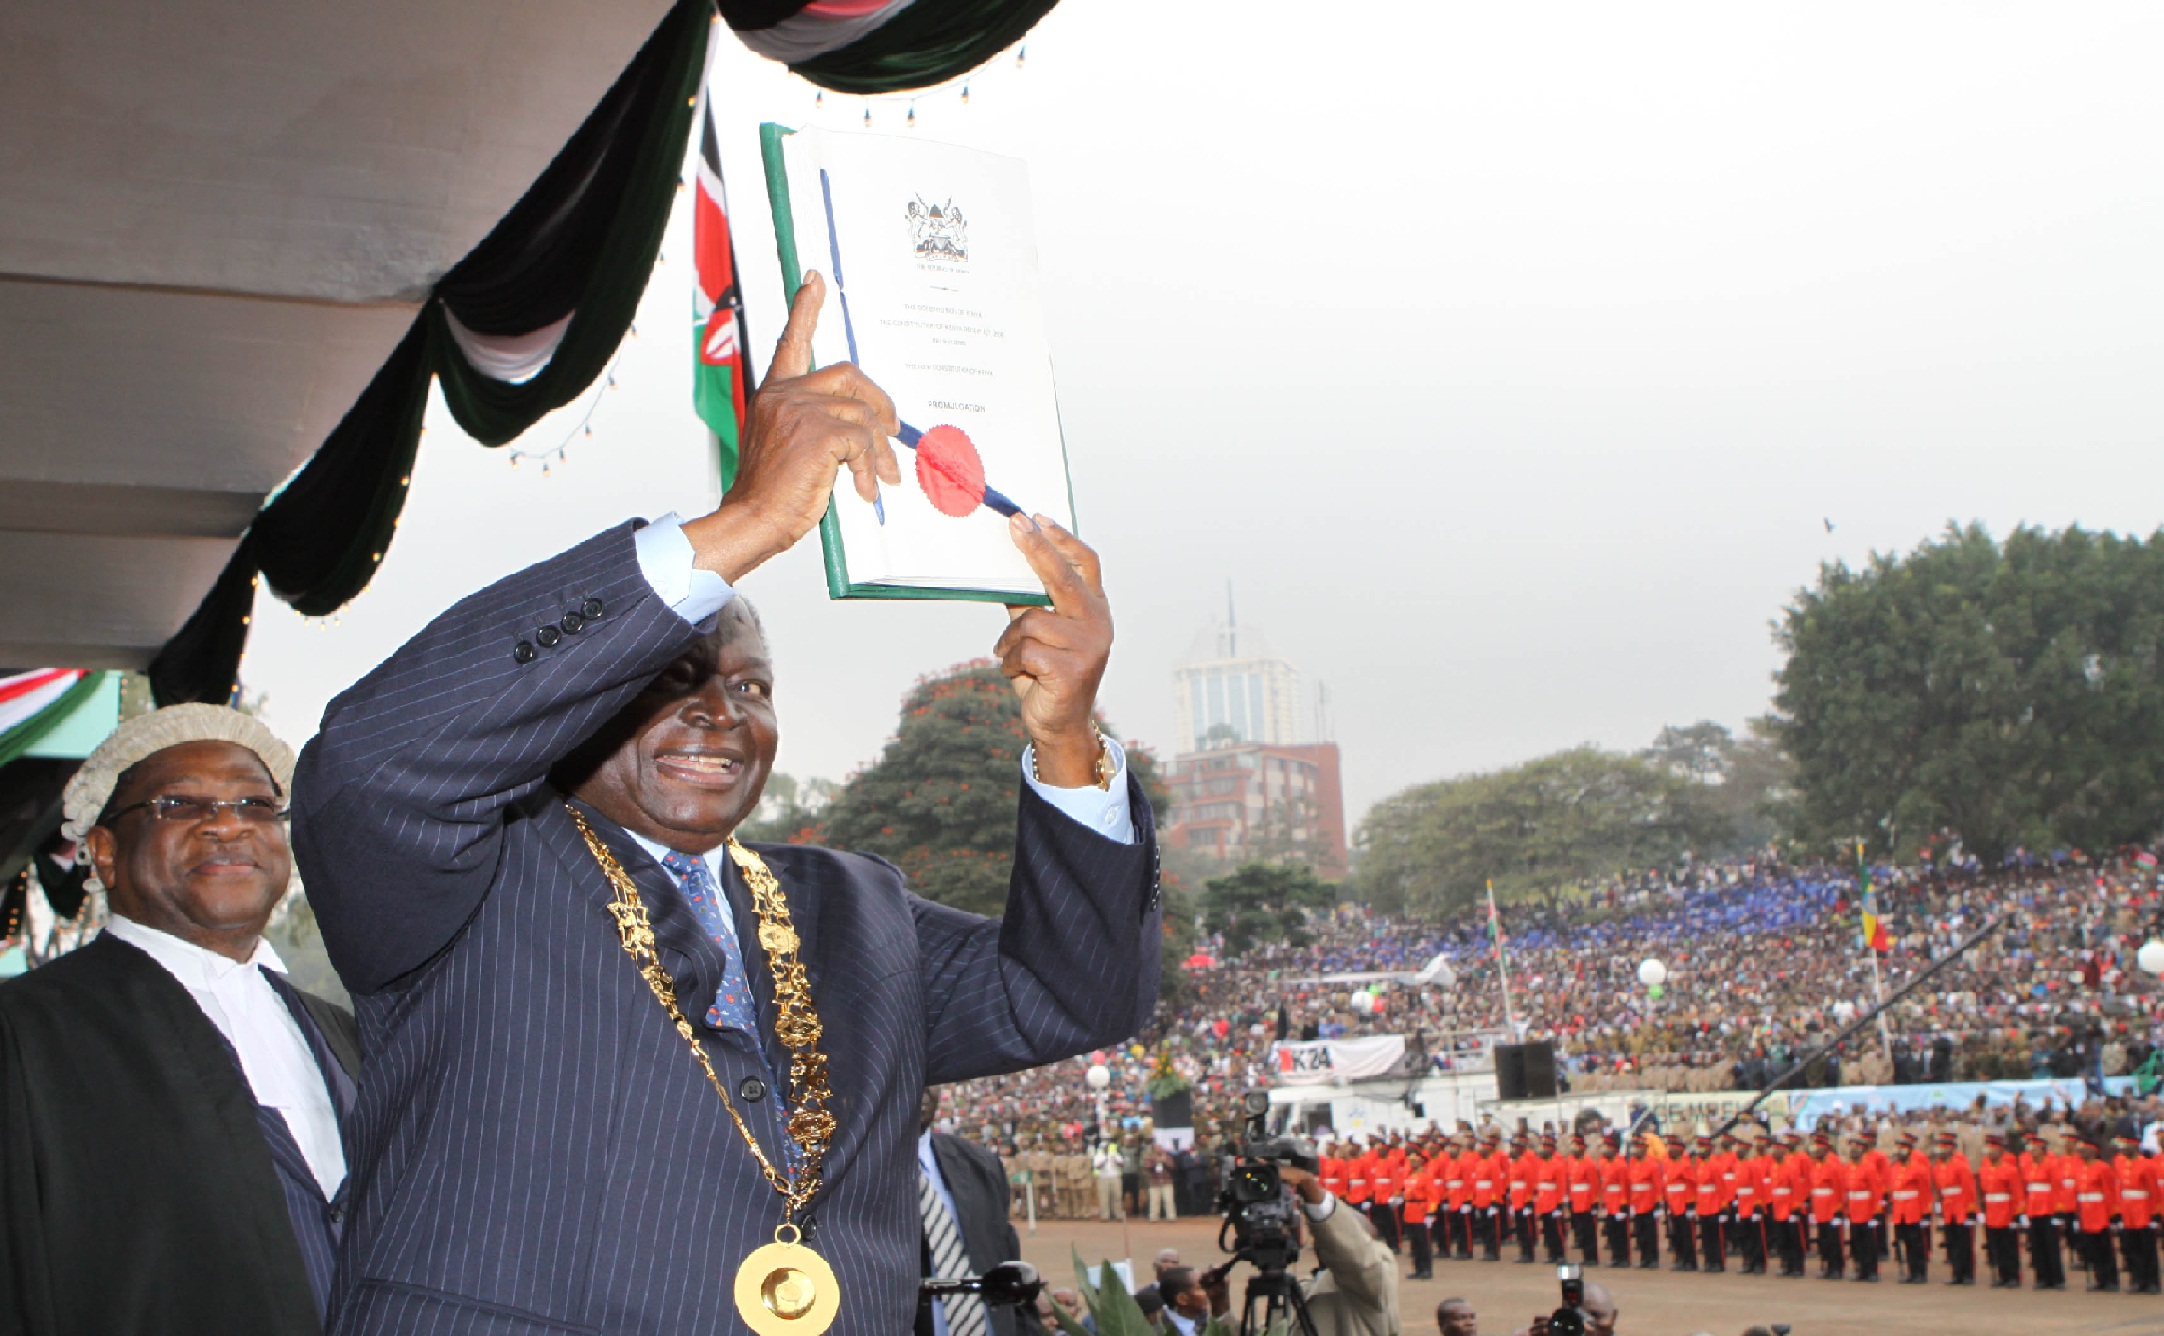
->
[1,705,357,1335]
[295,272,1159,1335]
[917,1090,1035,1336]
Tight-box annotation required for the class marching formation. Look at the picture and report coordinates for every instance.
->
[1316,1120,2162,1301]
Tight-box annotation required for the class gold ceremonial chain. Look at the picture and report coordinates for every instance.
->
[568,805,843,1336]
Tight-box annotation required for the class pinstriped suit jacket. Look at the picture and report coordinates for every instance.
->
[293,523,1159,1335]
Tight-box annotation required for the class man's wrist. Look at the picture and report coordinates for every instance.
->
[681,503,791,583]
[1030,726,1108,789]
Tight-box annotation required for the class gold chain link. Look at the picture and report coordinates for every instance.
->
[567,804,835,1224]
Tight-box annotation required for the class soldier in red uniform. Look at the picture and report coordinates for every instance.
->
[2110,1131,2160,1294]
[1402,1147,1438,1280]
[1533,1133,1569,1263]
[1508,1131,1538,1263]
[1369,1139,1405,1255]
[1665,1139,1700,1271]
[1930,1129,1979,1285]
[1768,1132,1811,1278]
[1598,1134,1631,1268]
[1809,1130,1849,1280]
[1564,1133,1600,1265]
[1888,1130,1933,1283]
[1693,1135,1731,1272]
[1977,1129,2023,1288]
[1321,1141,1350,1204]
[1845,1129,1887,1282]
[2017,1129,2066,1289]
[1626,1131,1663,1270]
[1472,1128,1505,1261]
[1445,1132,1476,1260]
[2072,1133,2121,1292]
[2049,1127,2081,1284]
[1730,1131,1767,1275]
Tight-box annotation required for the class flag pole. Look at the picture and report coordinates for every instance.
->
[1487,880,1519,1038]
[1858,839,1894,1067]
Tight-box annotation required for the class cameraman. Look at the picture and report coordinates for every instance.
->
[1507,1280,1618,1336]
[1213,1165,1402,1336]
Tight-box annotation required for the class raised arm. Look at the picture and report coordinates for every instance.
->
[917,779,1159,1082]
[293,528,706,992]
[296,275,899,993]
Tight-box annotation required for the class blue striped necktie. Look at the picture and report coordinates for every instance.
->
[658,849,761,1038]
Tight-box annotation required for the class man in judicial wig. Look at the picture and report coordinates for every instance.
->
[295,272,1159,1335]
[0,705,357,1335]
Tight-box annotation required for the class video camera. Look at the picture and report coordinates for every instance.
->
[1216,1089,1320,1273]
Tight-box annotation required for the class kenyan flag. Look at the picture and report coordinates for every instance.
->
[692,94,750,489]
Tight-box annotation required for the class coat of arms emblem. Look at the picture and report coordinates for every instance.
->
[906,196,968,262]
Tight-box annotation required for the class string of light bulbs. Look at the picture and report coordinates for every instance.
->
[809,41,1029,129]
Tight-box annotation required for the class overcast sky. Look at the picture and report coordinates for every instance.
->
[242,2,2164,828]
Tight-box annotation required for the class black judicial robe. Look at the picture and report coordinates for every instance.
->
[0,934,358,1336]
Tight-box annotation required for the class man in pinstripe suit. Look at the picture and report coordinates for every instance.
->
[295,273,1158,1335]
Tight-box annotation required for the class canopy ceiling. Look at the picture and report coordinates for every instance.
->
[0,0,675,669]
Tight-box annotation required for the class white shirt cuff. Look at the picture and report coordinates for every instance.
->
[1303,1191,1338,1222]
[1020,735,1134,844]
[634,512,735,625]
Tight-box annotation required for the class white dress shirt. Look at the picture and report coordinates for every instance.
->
[103,915,345,1197]
[632,513,1134,842]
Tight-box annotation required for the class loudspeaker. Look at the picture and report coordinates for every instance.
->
[1496,1044,1529,1101]
[1494,1042,1558,1101]
[1522,1041,1558,1099]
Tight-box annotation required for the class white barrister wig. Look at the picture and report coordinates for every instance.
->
[61,703,298,844]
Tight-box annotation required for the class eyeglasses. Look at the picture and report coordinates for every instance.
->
[104,795,289,825]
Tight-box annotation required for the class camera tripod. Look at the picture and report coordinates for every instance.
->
[1230,1252,1320,1336]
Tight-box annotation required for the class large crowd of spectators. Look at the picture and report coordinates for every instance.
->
[944,850,2164,1159]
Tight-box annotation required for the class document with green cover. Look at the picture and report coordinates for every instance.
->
[761,122,1072,605]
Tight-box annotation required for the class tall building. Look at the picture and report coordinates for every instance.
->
[1164,595,1347,879]
[1165,740,1348,880]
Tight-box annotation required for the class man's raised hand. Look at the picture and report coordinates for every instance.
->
[684,272,901,581]
[993,515,1113,788]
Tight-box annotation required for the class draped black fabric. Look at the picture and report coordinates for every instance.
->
[789,0,1061,94]
[150,1,709,705]
[149,0,1066,705]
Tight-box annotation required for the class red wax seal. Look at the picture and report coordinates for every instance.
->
[914,424,986,517]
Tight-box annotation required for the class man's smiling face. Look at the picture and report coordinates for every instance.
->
[85,740,291,957]
[570,600,778,854]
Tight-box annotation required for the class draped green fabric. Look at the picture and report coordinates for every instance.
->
[790,0,1061,94]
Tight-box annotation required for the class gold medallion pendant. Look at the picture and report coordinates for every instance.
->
[735,1226,840,1336]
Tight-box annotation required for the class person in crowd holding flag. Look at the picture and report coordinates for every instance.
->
[1932,1129,1980,1285]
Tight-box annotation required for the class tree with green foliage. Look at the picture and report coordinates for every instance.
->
[1351,745,1715,917]
[1773,523,2164,863]
[1641,717,1793,855]
[811,660,1168,919]
[1201,862,1333,958]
